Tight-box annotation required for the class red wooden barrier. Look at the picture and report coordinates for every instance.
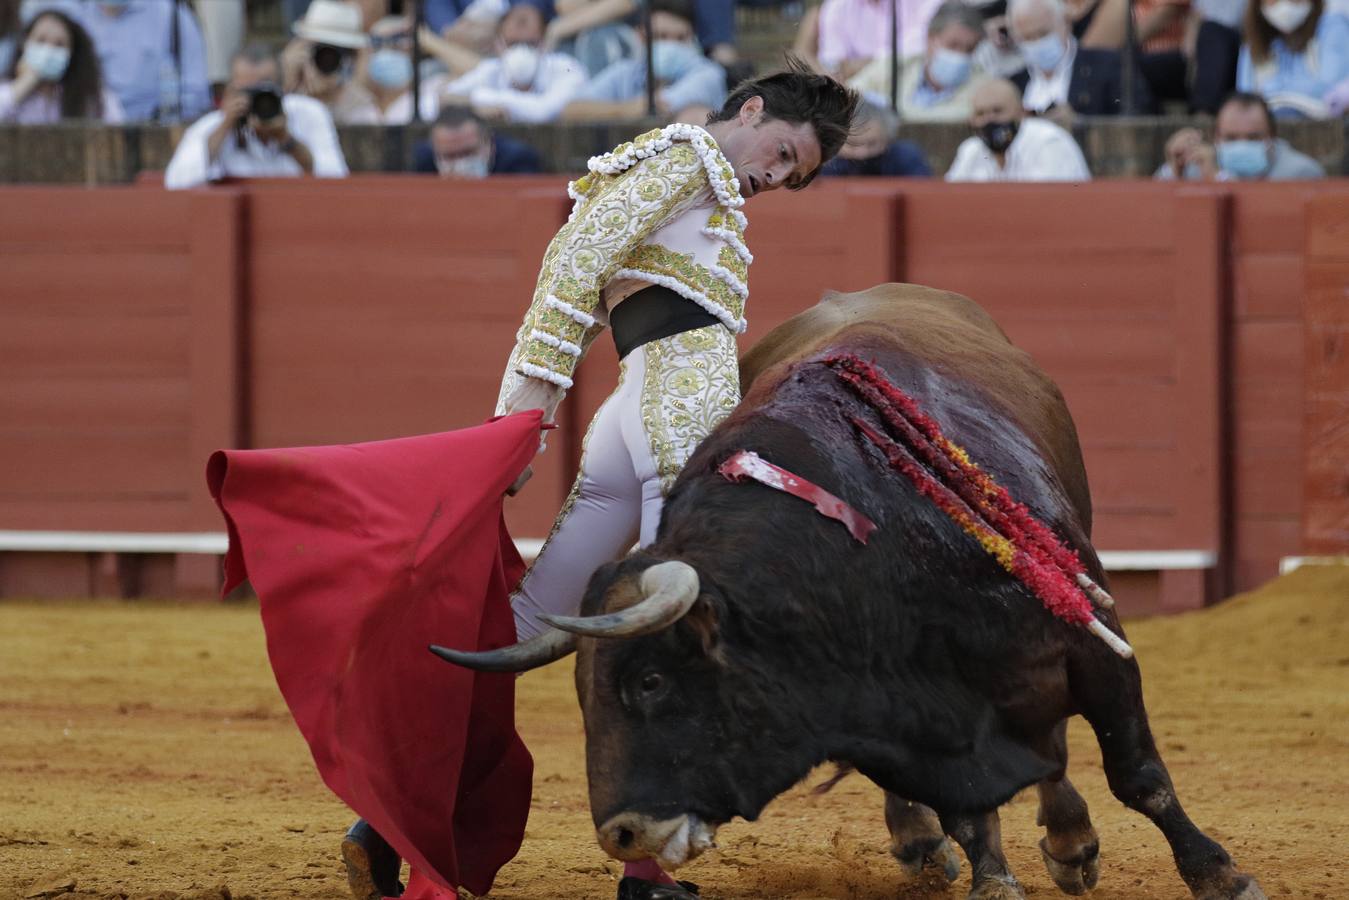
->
[895,183,1231,612]
[0,177,1343,606]
[1303,188,1349,554]
[242,177,571,539]
[0,187,242,596]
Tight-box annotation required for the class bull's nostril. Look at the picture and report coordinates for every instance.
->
[617,828,635,849]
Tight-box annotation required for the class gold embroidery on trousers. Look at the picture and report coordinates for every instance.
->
[640,324,740,493]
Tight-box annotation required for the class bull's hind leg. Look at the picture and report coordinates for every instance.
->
[1075,642,1265,899]
[883,793,961,883]
[937,809,1025,900]
[1036,722,1100,895]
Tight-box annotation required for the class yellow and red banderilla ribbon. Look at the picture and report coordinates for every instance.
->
[825,354,1132,659]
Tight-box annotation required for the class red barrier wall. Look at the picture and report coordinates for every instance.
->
[242,176,571,539]
[1303,188,1349,553]
[0,188,242,596]
[0,178,1343,607]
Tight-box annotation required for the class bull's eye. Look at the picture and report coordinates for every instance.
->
[639,673,664,694]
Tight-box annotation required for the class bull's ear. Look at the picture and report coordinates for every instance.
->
[682,594,724,661]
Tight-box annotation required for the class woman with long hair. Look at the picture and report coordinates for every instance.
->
[0,10,124,122]
[1237,0,1349,117]
[0,0,21,75]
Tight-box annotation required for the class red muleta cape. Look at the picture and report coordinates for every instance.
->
[205,413,542,898]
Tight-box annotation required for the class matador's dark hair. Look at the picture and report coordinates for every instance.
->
[707,56,860,188]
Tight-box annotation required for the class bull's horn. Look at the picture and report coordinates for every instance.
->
[429,628,576,673]
[539,560,700,638]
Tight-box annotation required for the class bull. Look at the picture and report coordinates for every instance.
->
[437,284,1264,900]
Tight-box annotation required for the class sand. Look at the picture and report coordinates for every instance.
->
[2,566,1346,900]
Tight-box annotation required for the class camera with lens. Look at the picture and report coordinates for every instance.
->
[312,43,350,76]
[245,82,284,121]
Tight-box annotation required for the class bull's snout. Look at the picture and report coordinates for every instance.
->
[596,811,718,869]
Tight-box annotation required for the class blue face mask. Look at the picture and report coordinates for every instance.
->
[1019,32,1066,72]
[368,48,412,89]
[927,46,972,89]
[1217,139,1271,178]
[651,39,702,82]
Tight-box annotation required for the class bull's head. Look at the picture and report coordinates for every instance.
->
[432,554,823,870]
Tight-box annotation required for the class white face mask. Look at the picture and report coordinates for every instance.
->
[1261,0,1312,32]
[436,150,491,178]
[23,40,71,81]
[1019,31,1067,72]
[927,46,972,88]
[500,43,540,88]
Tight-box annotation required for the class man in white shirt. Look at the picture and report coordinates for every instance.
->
[429,0,586,123]
[946,77,1090,181]
[165,43,348,189]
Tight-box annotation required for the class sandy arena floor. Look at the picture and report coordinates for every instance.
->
[2,567,1346,900]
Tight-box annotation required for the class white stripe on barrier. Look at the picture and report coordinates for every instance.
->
[1279,555,1349,575]
[0,531,1215,570]
[1096,550,1217,571]
[0,530,550,560]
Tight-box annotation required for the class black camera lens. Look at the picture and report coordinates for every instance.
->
[248,86,284,121]
[313,43,345,75]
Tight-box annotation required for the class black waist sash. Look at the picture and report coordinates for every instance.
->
[610,285,721,360]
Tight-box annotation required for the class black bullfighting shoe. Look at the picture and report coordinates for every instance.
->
[341,818,405,900]
[617,876,701,899]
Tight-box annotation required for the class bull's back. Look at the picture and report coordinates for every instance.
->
[740,284,1093,535]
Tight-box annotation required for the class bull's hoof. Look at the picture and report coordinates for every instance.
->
[967,874,1026,900]
[1038,835,1100,895]
[892,834,962,883]
[341,819,404,900]
[1194,875,1267,900]
[617,877,701,899]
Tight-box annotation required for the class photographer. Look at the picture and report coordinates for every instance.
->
[281,0,375,123]
[165,43,348,190]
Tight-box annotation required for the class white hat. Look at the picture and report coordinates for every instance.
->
[294,0,369,49]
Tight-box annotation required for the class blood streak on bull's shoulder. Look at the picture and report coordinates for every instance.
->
[717,450,878,545]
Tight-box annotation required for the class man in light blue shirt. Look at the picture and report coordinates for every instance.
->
[561,0,725,120]
[53,0,211,121]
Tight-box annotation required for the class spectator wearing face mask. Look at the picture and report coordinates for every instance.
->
[1155,91,1324,179]
[347,16,438,123]
[0,9,122,121]
[164,43,348,189]
[849,1,986,121]
[561,0,724,119]
[819,101,932,176]
[431,1,585,122]
[947,76,1090,180]
[412,105,543,176]
[1008,0,1153,120]
[1237,0,1349,117]
[282,0,377,124]
[46,0,210,122]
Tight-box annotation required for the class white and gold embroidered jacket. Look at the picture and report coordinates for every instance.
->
[498,123,752,401]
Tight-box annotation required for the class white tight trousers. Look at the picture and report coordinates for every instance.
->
[510,324,739,641]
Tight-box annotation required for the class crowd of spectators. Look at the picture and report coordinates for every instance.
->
[0,0,1340,185]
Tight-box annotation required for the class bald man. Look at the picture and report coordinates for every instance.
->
[945,78,1090,181]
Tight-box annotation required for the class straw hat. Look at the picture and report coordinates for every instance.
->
[293,0,369,49]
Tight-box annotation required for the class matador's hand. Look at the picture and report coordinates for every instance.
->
[504,377,563,424]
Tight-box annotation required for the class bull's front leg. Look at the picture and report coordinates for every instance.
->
[1036,774,1100,895]
[937,808,1025,900]
[882,793,961,883]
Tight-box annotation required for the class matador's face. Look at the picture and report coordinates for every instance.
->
[717,97,823,198]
